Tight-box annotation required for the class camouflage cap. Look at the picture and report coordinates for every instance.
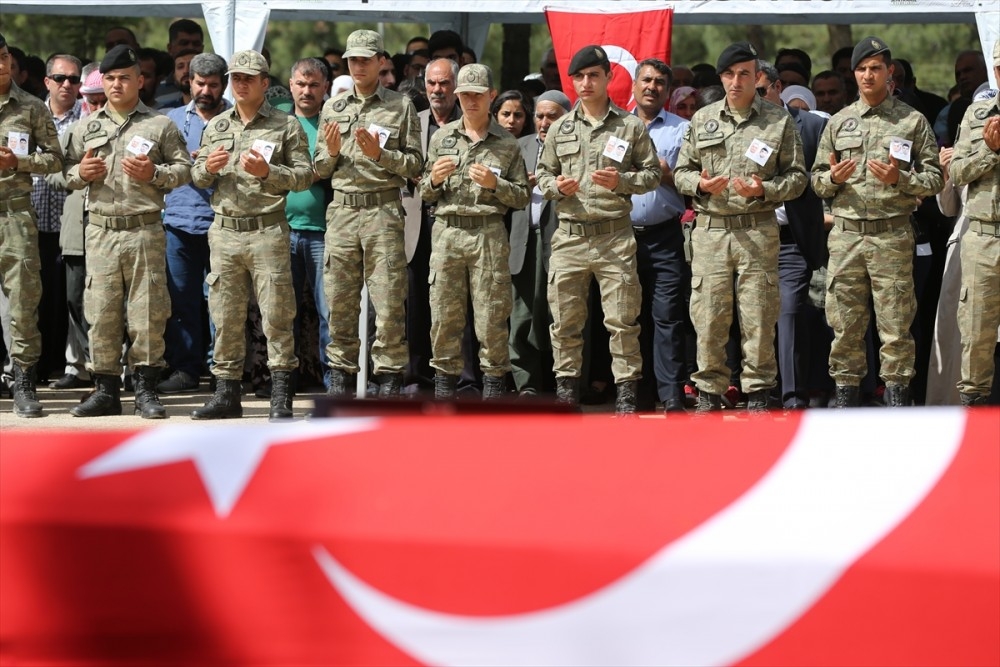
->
[344,30,383,59]
[227,50,269,76]
[454,63,493,94]
[100,44,139,74]
[851,36,890,70]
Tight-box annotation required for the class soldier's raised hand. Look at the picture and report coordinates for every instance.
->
[697,168,728,195]
[429,156,457,187]
[983,116,1000,152]
[828,152,857,184]
[79,148,108,182]
[555,174,580,197]
[323,121,342,157]
[122,153,155,182]
[241,148,270,179]
[868,155,900,185]
[732,174,764,198]
[205,144,230,175]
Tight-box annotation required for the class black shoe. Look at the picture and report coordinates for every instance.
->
[156,369,198,394]
[614,380,638,417]
[255,380,272,399]
[834,385,860,409]
[70,374,122,417]
[746,390,771,418]
[133,366,167,419]
[269,371,293,421]
[482,375,505,400]
[960,392,988,407]
[434,373,458,400]
[662,397,686,414]
[49,373,90,390]
[378,372,404,398]
[555,376,581,407]
[12,363,44,418]
[327,368,352,397]
[884,383,910,408]
[191,378,243,420]
[694,391,722,416]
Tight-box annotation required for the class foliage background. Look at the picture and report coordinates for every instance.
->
[0,13,982,97]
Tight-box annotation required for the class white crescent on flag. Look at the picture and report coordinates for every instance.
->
[313,410,966,666]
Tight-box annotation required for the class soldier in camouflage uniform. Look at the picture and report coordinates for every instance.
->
[674,42,807,416]
[190,50,312,420]
[63,45,190,419]
[314,30,422,398]
[535,46,661,415]
[812,37,942,408]
[0,33,63,418]
[949,40,1000,407]
[419,63,529,400]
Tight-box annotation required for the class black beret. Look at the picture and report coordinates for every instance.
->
[568,45,610,76]
[716,42,758,74]
[0,33,6,50]
[100,44,139,74]
[851,36,890,71]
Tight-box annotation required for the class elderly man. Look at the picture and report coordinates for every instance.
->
[314,30,422,397]
[0,32,64,417]
[812,37,942,408]
[674,43,807,416]
[63,44,190,418]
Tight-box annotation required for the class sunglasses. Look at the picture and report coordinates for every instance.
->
[50,74,82,85]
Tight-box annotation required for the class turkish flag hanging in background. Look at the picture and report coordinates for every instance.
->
[545,7,673,109]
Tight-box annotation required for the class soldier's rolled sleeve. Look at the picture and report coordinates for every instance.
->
[894,121,942,197]
[761,118,807,202]
[261,121,313,194]
[614,130,660,195]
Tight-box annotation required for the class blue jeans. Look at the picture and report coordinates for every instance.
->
[164,225,213,378]
[290,229,331,386]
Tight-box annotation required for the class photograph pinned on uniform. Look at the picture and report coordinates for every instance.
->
[367,123,391,148]
[251,139,276,163]
[126,135,154,155]
[602,135,629,163]
[745,138,773,166]
[888,136,912,162]
[8,131,30,156]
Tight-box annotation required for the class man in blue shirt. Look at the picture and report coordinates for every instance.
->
[630,58,691,413]
[158,52,229,394]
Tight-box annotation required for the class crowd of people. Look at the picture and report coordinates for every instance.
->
[0,19,997,421]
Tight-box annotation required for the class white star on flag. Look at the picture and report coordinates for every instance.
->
[78,419,378,518]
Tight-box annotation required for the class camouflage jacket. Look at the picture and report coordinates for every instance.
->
[0,83,63,199]
[949,97,1000,223]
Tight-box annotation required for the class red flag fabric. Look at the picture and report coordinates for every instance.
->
[1,410,998,665]
[545,7,673,109]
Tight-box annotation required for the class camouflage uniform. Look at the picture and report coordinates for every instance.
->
[674,95,807,396]
[191,101,313,380]
[535,103,660,382]
[0,82,62,367]
[812,95,942,387]
[314,84,422,375]
[64,101,190,375]
[949,95,1000,399]
[419,117,529,378]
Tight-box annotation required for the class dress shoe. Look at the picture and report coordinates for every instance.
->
[50,373,90,390]
[662,397,686,413]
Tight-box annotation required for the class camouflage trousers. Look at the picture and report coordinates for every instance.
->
[429,218,511,377]
[0,208,42,367]
[690,222,779,395]
[84,222,169,375]
[323,200,408,375]
[547,219,641,383]
[826,221,916,386]
[957,225,1000,396]
[207,219,297,380]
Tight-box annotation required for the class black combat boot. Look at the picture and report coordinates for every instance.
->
[379,372,404,398]
[834,385,860,409]
[482,375,505,400]
[269,370,293,421]
[884,383,910,408]
[434,373,458,400]
[693,391,722,416]
[613,380,637,417]
[960,392,987,407]
[746,390,770,417]
[133,366,167,419]
[70,374,122,417]
[327,368,352,397]
[191,378,242,420]
[555,376,580,407]
[11,363,43,418]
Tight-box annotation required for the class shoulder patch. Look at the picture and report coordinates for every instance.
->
[442,135,457,148]
[333,99,347,112]
[840,118,858,132]
[86,120,101,133]
[560,120,575,134]
[214,118,230,132]
[704,119,719,133]
[974,107,989,120]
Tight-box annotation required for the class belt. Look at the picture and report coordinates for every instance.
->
[332,189,401,208]
[701,212,775,230]
[217,211,285,231]
[633,216,680,235]
[90,211,162,230]
[438,214,503,229]
[834,215,909,234]
[969,220,1000,237]
[560,216,632,237]
[0,194,33,213]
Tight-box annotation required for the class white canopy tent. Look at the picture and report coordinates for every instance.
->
[4,0,999,88]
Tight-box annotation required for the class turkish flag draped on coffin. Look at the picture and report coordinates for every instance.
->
[545,7,673,109]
